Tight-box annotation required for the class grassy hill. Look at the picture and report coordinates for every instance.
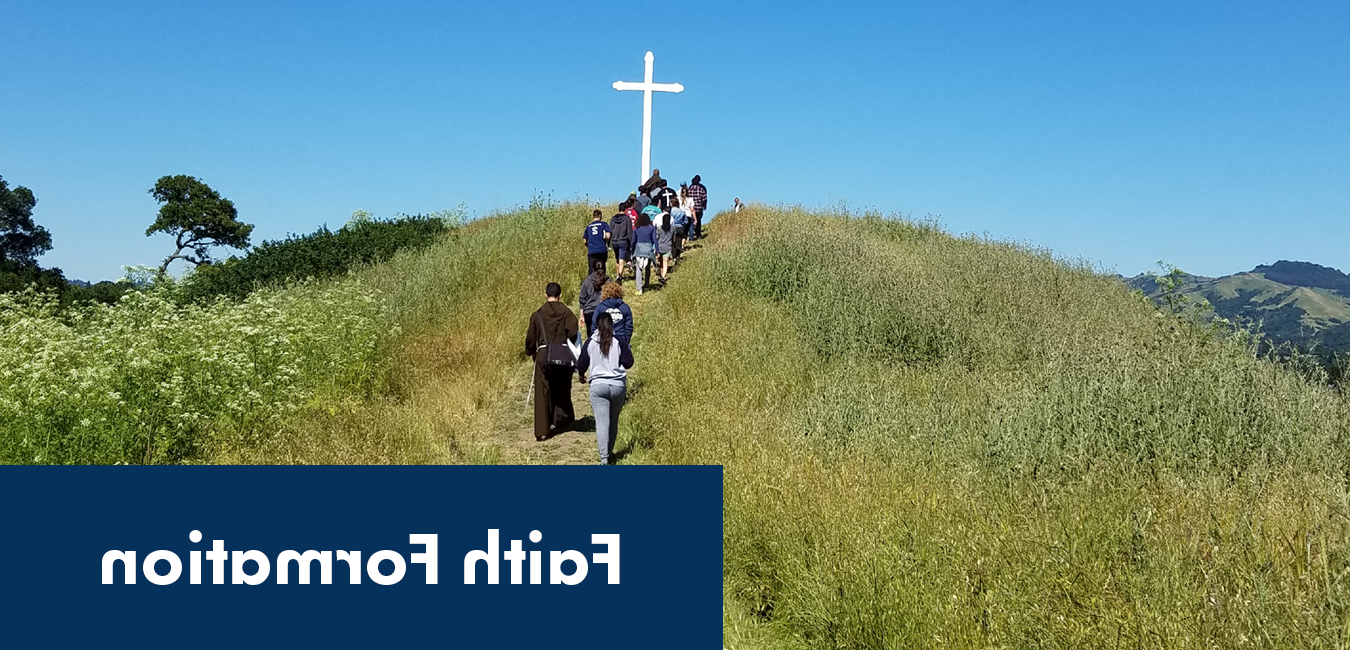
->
[1127,260,1350,354]
[621,207,1350,647]
[201,203,1350,644]
[6,199,1350,645]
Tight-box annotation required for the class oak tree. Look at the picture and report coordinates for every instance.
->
[146,175,253,273]
[0,174,53,267]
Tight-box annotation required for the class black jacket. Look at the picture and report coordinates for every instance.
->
[609,212,633,244]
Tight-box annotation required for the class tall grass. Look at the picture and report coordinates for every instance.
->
[230,197,598,464]
[0,197,602,465]
[625,206,1350,647]
[0,279,389,464]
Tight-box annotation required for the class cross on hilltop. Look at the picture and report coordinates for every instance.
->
[612,51,684,185]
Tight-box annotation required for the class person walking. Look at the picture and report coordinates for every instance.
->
[640,199,662,222]
[625,198,640,227]
[609,203,633,279]
[687,174,708,240]
[655,204,674,283]
[583,209,611,275]
[631,212,658,295]
[591,281,633,345]
[733,197,745,213]
[525,282,579,441]
[576,311,633,465]
[670,194,690,259]
[578,261,607,339]
[639,168,664,196]
[657,183,678,208]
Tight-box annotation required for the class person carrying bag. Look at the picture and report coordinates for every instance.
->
[524,282,579,440]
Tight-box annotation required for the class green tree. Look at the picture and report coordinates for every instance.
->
[146,175,253,273]
[0,174,53,266]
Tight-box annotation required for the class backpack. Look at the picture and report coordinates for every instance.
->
[534,312,576,368]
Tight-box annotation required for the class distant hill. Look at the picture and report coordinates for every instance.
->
[1254,260,1350,294]
[1126,260,1350,352]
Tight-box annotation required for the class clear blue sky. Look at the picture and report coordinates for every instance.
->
[2,1,1346,281]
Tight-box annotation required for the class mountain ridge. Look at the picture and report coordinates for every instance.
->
[1125,259,1350,352]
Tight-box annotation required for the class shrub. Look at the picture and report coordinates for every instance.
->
[182,215,453,302]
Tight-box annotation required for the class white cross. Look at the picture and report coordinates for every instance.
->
[612,51,684,185]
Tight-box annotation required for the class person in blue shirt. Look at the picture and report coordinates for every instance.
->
[591,281,634,345]
[582,209,611,275]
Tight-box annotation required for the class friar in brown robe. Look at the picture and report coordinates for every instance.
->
[525,283,580,440]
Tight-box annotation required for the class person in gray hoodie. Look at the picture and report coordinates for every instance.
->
[576,311,634,465]
[609,205,634,278]
[578,261,607,340]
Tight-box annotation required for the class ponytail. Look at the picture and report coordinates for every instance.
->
[597,312,614,357]
[591,261,607,290]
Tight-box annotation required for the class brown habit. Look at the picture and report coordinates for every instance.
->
[525,301,579,440]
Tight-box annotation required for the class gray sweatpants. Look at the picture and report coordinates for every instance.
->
[588,382,627,464]
[633,256,652,293]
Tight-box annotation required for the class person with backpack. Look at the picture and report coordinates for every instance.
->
[609,203,634,279]
[687,174,708,240]
[525,282,580,441]
[631,212,658,295]
[591,281,633,345]
[576,311,634,465]
[578,261,607,339]
[583,209,611,275]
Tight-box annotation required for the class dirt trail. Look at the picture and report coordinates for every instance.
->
[489,240,705,465]
[495,361,600,465]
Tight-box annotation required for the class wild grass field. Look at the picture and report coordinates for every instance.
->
[4,198,1349,645]
[0,199,592,465]
[621,206,1350,647]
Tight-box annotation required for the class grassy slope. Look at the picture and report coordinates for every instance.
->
[621,206,1350,648]
[228,198,595,464]
[227,200,1350,645]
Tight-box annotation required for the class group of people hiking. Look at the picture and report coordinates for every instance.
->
[583,169,708,295]
[526,171,709,465]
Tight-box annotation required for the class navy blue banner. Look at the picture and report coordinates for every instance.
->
[0,466,722,648]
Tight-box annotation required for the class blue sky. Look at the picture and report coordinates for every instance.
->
[2,1,1346,281]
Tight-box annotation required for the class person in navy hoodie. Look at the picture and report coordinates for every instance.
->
[582,209,611,274]
[591,281,633,346]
